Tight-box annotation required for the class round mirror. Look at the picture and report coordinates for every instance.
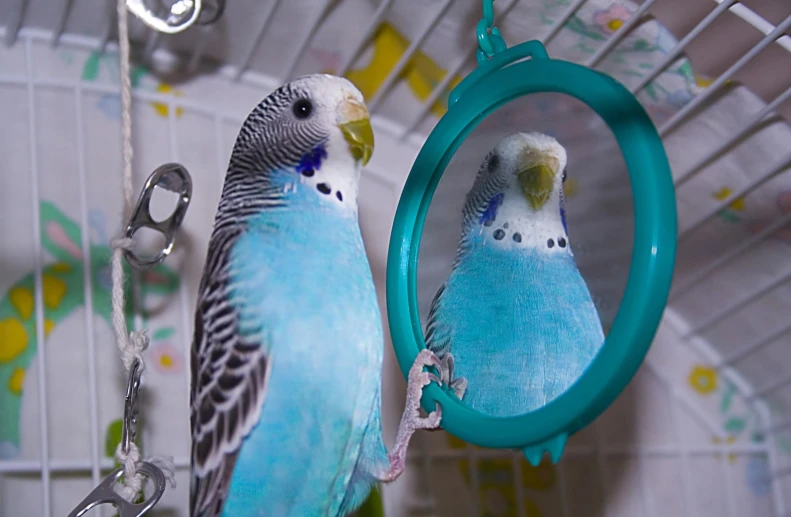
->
[386,41,677,463]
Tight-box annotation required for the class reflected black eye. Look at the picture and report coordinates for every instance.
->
[292,99,313,119]
[487,154,499,173]
[562,169,567,183]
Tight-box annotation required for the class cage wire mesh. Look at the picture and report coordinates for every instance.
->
[0,0,790,516]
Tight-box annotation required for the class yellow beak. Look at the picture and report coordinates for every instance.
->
[517,163,555,210]
[338,98,374,166]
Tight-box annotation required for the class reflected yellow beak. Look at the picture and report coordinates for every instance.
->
[517,162,556,210]
[338,98,374,166]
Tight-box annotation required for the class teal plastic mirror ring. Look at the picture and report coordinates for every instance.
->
[386,41,677,455]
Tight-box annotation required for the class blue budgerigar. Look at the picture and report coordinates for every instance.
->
[190,74,441,517]
[425,132,604,418]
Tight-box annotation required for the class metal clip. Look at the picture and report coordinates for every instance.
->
[126,0,226,34]
[66,461,167,517]
[122,358,142,455]
[124,163,192,270]
[67,359,165,516]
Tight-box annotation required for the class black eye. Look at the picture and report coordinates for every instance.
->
[293,99,313,119]
[562,169,567,183]
[487,154,500,173]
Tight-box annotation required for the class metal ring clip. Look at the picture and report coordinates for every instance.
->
[124,163,192,270]
[126,0,202,34]
[66,461,167,517]
[125,0,226,34]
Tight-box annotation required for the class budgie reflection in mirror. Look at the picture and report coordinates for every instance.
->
[425,132,604,418]
[189,74,442,517]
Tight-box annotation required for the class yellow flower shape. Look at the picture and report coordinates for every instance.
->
[44,319,55,338]
[688,365,717,395]
[712,435,738,463]
[0,318,28,363]
[712,186,745,212]
[151,83,184,118]
[593,5,632,34]
[9,287,34,320]
[50,262,72,273]
[695,74,714,88]
[712,187,730,200]
[729,198,745,212]
[8,367,25,395]
[152,342,183,374]
[42,274,67,309]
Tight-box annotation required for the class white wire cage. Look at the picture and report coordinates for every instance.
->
[0,0,790,516]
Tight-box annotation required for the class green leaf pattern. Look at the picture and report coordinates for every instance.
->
[153,326,176,341]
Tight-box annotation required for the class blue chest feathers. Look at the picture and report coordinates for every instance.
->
[221,175,384,515]
[439,243,604,416]
[229,182,382,364]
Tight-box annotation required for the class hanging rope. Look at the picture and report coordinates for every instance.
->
[110,0,176,502]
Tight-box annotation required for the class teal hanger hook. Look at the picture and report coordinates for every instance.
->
[476,0,507,63]
[386,35,677,465]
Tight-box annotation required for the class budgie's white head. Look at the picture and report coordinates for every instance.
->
[226,74,373,209]
[462,132,570,253]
